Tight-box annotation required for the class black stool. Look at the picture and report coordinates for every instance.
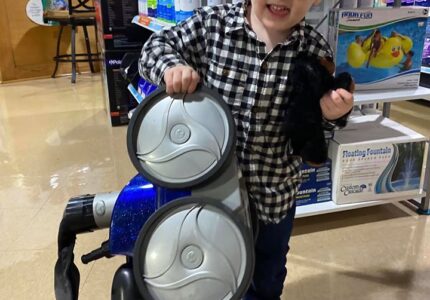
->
[44,0,99,83]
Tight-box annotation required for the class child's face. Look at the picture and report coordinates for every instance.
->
[250,0,321,33]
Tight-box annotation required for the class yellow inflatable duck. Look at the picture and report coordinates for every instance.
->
[347,31,413,69]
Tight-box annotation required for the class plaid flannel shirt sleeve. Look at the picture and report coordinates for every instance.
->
[138,10,208,86]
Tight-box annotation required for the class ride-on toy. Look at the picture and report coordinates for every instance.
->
[53,84,256,300]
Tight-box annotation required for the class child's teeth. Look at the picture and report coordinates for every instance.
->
[272,5,285,11]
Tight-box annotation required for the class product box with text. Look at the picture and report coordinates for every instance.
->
[296,160,332,207]
[329,115,428,204]
[328,7,428,90]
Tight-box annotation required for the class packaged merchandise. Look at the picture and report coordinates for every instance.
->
[101,51,140,126]
[421,19,430,72]
[329,115,428,204]
[157,0,176,23]
[328,7,428,90]
[138,0,148,15]
[414,0,430,6]
[386,0,415,5]
[148,0,157,17]
[175,0,201,23]
[296,161,332,207]
[94,0,150,50]
[138,78,158,99]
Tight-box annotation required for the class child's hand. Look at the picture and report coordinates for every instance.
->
[164,65,200,94]
[320,89,354,121]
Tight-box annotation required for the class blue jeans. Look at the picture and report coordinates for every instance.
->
[245,203,296,300]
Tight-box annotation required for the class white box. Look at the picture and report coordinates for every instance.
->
[329,115,428,204]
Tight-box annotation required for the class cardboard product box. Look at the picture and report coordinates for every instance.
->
[101,50,139,126]
[328,7,428,90]
[296,160,333,207]
[329,115,428,204]
[94,0,153,51]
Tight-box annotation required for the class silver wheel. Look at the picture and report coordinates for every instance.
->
[127,87,235,189]
[133,197,254,300]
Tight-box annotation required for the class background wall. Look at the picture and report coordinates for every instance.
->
[0,0,99,82]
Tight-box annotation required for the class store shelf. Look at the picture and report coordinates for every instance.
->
[296,193,426,218]
[132,15,173,32]
[421,66,430,75]
[354,86,430,105]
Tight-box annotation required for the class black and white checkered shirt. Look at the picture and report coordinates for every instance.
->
[139,1,333,223]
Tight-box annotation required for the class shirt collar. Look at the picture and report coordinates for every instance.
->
[225,1,306,49]
[225,1,247,33]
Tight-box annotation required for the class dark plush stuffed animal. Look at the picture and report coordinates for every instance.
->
[285,53,354,167]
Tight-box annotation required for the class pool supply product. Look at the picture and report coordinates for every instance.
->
[138,0,148,15]
[296,160,333,206]
[329,115,428,204]
[147,0,157,17]
[415,0,430,7]
[386,0,415,6]
[54,87,255,300]
[328,7,428,90]
[175,0,201,23]
[158,0,176,23]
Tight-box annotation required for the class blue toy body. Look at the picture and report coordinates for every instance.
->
[109,175,191,256]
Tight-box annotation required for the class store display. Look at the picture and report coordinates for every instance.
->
[101,51,140,126]
[137,0,230,26]
[329,7,428,90]
[421,21,430,71]
[296,161,332,207]
[329,115,427,205]
[175,0,201,23]
[386,0,415,5]
[94,0,151,50]
[138,0,148,15]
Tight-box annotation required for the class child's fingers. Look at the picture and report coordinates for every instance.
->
[187,71,200,94]
[335,89,354,107]
[164,66,200,95]
[326,90,344,109]
[172,69,183,93]
[164,70,174,94]
[181,68,192,93]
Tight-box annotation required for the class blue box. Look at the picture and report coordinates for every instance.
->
[296,160,332,207]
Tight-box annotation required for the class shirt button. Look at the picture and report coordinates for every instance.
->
[261,62,267,70]
[222,68,229,76]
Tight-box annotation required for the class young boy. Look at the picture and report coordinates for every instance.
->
[139,1,353,299]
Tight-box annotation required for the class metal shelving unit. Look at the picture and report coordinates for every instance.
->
[297,90,430,218]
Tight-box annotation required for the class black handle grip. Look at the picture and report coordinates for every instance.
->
[81,241,112,264]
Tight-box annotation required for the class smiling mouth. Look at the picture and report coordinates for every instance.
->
[267,4,290,16]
